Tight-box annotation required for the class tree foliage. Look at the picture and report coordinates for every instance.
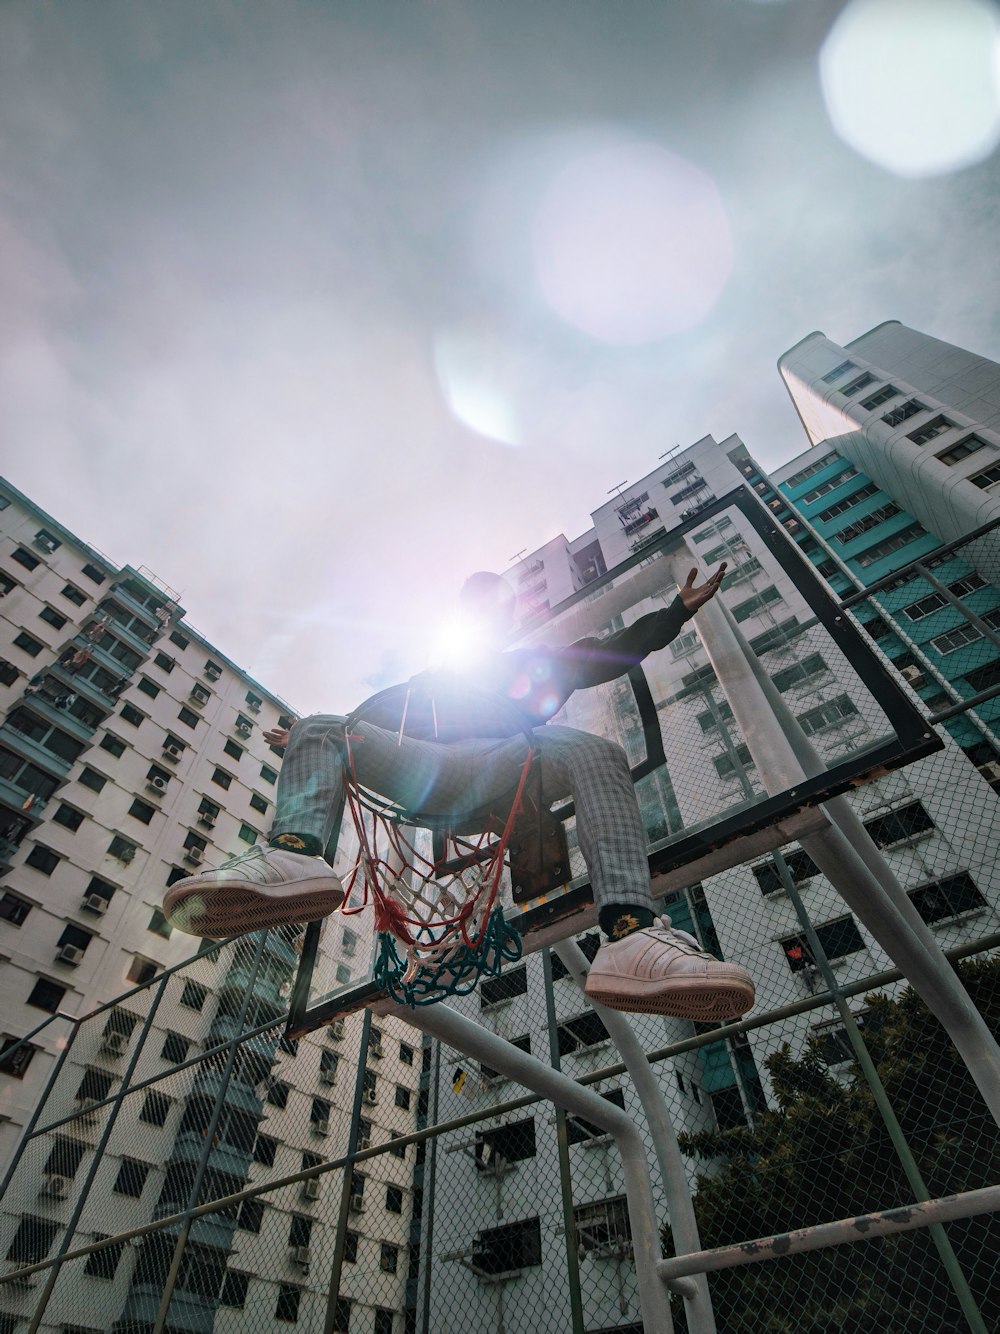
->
[664,957,1000,1333]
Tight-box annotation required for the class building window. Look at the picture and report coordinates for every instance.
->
[388,1133,407,1158]
[970,462,1000,492]
[178,707,199,729]
[820,361,854,385]
[557,1011,612,1056]
[714,743,754,779]
[730,586,782,622]
[83,1235,125,1280]
[815,481,880,522]
[169,629,189,650]
[113,1157,151,1197]
[964,659,1000,693]
[51,803,84,832]
[753,847,819,896]
[855,524,927,568]
[840,371,877,396]
[6,1215,60,1263]
[906,414,952,445]
[140,1090,171,1126]
[797,695,860,736]
[253,1133,278,1166]
[81,563,106,584]
[109,835,137,863]
[250,791,269,815]
[882,398,926,427]
[859,383,899,410]
[0,658,18,685]
[344,1231,359,1263]
[937,434,992,466]
[127,957,158,985]
[385,1184,404,1213]
[909,873,985,925]
[224,739,244,761]
[180,980,208,1011]
[394,1085,411,1111]
[931,623,983,655]
[61,583,87,606]
[0,891,33,926]
[399,1042,414,1065]
[148,908,172,939]
[375,1309,394,1334]
[137,677,160,699]
[161,1032,190,1063]
[14,631,44,657]
[833,503,902,545]
[212,767,233,790]
[238,822,258,844]
[261,763,278,785]
[39,605,68,630]
[237,1198,265,1233]
[574,1196,631,1256]
[332,1297,352,1333]
[1,1033,39,1078]
[57,922,93,958]
[771,654,828,692]
[476,1119,537,1169]
[26,845,60,875]
[311,1096,331,1128]
[267,1080,290,1109]
[154,651,175,672]
[781,915,866,971]
[472,1217,542,1275]
[275,1283,302,1323]
[220,1271,250,1308]
[12,547,41,571]
[100,733,127,758]
[481,966,527,1009]
[320,1049,339,1080]
[129,798,156,825]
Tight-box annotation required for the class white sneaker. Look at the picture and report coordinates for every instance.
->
[163,844,344,939]
[584,915,755,1022]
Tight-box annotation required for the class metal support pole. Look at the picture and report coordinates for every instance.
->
[554,939,717,1332]
[382,998,674,1334]
[657,1185,1000,1280]
[679,555,1000,1127]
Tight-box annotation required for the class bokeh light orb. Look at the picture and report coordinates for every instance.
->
[820,0,1000,178]
[531,138,734,345]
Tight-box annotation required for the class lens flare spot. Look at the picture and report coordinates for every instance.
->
[820,0,1000,178]
[433,324,521,446]
[532,137,734,344]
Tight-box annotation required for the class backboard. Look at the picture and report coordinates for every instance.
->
[288,485,939,1035]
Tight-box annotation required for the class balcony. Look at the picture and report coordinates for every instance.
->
[118,1284,217,1334]
[109,582,170,632]
[191,1065,268,1117]
[0,775,51,819]
[154,1202,238,1253]
[0,726,73,777]
[171,1130,254,1181]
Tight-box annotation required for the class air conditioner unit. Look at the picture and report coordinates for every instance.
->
[319,1070,337,1086]
[979,761,1000,783]
[301,1179,322,1201]
[312,1119,330,1137]
[204,667,221,682]
[379,1254,395,1272]
[357,1135,371,1151]
[328,1020,345,1040]
[235,723,252,738]
[39,1174,71,1199]
[198,814,216,829]
[900,664,926,686]
[184,848,204,866]
[368,1044,382,1060]
[363,1089,377,1105]
[34,533,57,553]
[189,687,210,705]
[83,893,108,914]
[7,1266,37,1287]
[56,944,84,966]
[247,699,261,714]
[76,1097,101,1121]
[349,1193,365,1213]
[102,1032,128,1056]
[163,744,182,761]
[291,1246,312,1267]
[147,776,168,794]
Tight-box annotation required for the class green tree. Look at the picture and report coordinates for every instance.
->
[664,958,1000,1333]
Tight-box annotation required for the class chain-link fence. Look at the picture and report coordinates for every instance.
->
[2,526,999,1334]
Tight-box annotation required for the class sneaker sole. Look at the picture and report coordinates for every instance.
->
[585,978,755,1023]
[164,879,345,939]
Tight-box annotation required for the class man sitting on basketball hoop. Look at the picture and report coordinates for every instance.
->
[164,566,755,1023]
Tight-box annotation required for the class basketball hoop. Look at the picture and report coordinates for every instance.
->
[338,681,534,1006]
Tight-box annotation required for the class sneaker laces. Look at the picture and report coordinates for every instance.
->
[656,915,703,951]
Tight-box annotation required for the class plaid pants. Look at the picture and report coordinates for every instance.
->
[270,714,655,913]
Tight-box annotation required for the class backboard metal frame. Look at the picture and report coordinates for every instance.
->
[288,484,940,1036]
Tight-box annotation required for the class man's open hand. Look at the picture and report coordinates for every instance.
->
[263,725,292,749]
[679,563,727,613]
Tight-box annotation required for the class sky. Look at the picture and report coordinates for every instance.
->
[3,0,1000,715]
